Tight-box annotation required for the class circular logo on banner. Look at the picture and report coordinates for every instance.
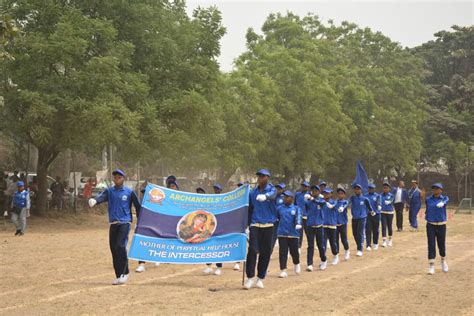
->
[177,210,217,244]
[148,188,165,204]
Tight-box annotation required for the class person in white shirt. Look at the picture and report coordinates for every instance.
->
[392,181,408,232]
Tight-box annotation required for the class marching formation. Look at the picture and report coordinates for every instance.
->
[78,168,449,287]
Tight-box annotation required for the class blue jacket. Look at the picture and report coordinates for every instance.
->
[391,187,408,204]
[425,195,449,223]
[408,187,422,209]
[249,183,277,225]
[277,204,302,238]
[320,199,338,227]
[12,190,30,209]
[295,190,310,217]
[365,192,381,214]
[305,198,324,227]
[95,186,141,223]
[350,194,373,219]
[380,192,395,213]
[335,199,349,225]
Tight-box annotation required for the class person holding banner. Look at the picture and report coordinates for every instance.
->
[295,181,310,250]
[304,185,327,271]
[365,184,381,251]
[276,191,302,278]
[380,182,395,247]
[203,183,224,275]
[349,183,374,257]
[244,169,277,290]
[89,169,141,285]
[335,188,350,261]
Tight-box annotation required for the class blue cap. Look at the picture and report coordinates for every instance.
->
[256,169,271,177]
[168,180,179,189]
[322,188,333,194]
[301,181,310,187]
[17,181,24,187]
[112,169,126,177]
[196,187,206,193]
[311,185,320,191]
[276,183,286,189]
[319,181,327,186]
[336,187,346,194]
[431,183,443,190]
[166,175,177,184]
[213,183,223,190]
[368,183,376,189]
[383,182,391,187]
[352,183,362,189]
[282,190,294,198]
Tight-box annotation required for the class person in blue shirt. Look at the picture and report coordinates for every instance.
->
[380,182,395,247]
[203,183,225,276]
[425,183,450,275]
[304,185,327,271]
[295,181,311,250]
[276,191,302,278]
[244,169,277,290]
[349,183,374,257]
[320,188,339,267]
[272,183,286,252]
[408,180,423,231]
[365,183,381,251]
[89,169,141,285]
[11,181,30,236]
[335,188,350,261]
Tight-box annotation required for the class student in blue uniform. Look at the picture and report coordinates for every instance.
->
[320,188,339,266]
[244,169,277,290]
[204,183,225,275]
[276,191,302,278]
[272,183,286,252]
[349,183,374,257]
[425,183,449,275]
[380,182,395,247]
[89,169,141,285]
[295,181,311,250]
[304,185,327,271]
[335,188,350,261]
[408,180,422,231]
[11,181,30,236]
[365,184,381,251]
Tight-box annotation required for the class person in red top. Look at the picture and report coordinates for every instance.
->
[83,179,94,199]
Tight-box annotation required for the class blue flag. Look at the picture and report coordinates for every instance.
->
[352,160,369,195]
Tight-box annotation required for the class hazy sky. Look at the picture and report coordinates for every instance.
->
[186,0,473,72]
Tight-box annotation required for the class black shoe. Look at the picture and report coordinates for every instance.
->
[14,230,20,236]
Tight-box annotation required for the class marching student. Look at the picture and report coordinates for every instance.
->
[89,169,141,285]
[319,181,327,193]
[203,183,225,275]
[272,183,286,252]
[380,182,395,247]
[11,181,30,236]
[276,190,302,278]
[295,181,311,250]
[349,183,374,257]
[408,180,422,231]
[244,169,277,290]
[425,183,449,275]
[335,188,350,260]
[304,185,327,271]
[365,184,381,251]
[320,188,339,266]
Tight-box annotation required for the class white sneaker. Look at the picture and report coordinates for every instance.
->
[356,251,363,257]
[344,250,350,261]
[203,267,213,275]
[256,278,264,289]
[214,268,222,276]
[388,239,393,247]
[155,262,160,267]
[298,248,301,254]
[243,278,254,290]
[112,277,120,285]
[279,270,288,278]
[233,263,240,271]
[332,255,339,265]
[135,263,146,273]
[306,265,313,272]
[294,264,301,274]
[441,260,449,273]
[319,261,327,270]
[366,246,372,251]
[382,240,387,247]
[428,265,435,275]
[373,244,379,250]
[117,274,128,285]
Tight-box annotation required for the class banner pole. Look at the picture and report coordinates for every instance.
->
[242,261,246,286]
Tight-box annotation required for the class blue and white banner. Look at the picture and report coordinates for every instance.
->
[129,184,249,264]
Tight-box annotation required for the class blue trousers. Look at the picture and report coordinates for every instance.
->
[306,226,326,264]
[336,224,349,252]
[427,223,446,260]
[109,223,130,278]
[366,214,381,247]
[409,205,421,228]
[352,218,366,251]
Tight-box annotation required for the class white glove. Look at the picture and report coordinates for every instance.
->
[338,207,344,213]
[319,194,324,199]
[256,194,267,202]
[377,205,382,211]
[370,211,376,216]
[88,198,97,208]
[295,224,302,230]
[436,202,444,208]
[326,202,334,209]
[3,210,8,217]
[245,227,250,235]
[304,194,312,201]
[384,200,391,205]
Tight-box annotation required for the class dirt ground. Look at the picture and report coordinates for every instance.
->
[0,210,473,315]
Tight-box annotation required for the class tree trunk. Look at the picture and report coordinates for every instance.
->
[35,146,59,215]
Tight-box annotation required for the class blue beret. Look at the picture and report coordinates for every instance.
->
[256,169,271,177]
[112,169,126,177]
[383,182,391,187]
[319,181,327,186]
[282,190,294,198]
[166,175,177,183]
[276,183,286,189]
[352,183,362,189]
[368,183,376,189]
[336,187,346,193]
[196,187,206,193]
[213,183,223,190]
[311,185,320,191]
[322,188,333,194]
[17,181,25,187]
[431,183,443,190]
[301,181,310,187]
